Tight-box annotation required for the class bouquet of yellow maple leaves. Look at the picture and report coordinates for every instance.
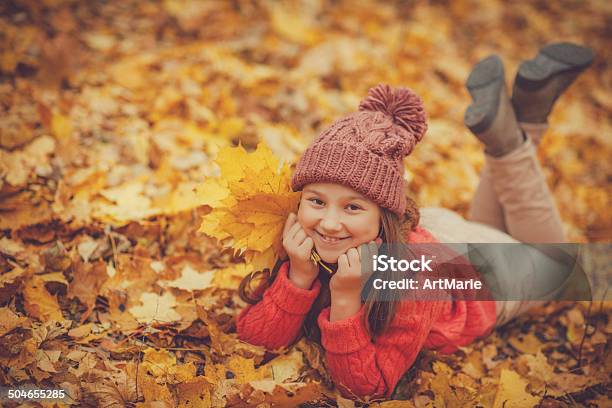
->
[198,142,301,273]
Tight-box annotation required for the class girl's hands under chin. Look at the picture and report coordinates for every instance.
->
[282,213,319,290]
[330,239,381,298]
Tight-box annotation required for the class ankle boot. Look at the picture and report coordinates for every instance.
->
[464,55,525,157]
[512,42,594,124]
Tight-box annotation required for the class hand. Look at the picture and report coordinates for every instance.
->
[330,240,380,298]
[282,213,318,290]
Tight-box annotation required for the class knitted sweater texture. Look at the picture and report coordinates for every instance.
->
[236,226,497,399]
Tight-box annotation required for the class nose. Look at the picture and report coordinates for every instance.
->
[319,208,343,233]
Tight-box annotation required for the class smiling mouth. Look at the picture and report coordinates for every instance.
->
[315,230,350,244]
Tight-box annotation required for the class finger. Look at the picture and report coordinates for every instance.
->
[297,237,314,253]
[293,229,307,245]
[357,243,367,260]
[282,213,296,238]
[364,242,378,277]
[287,221,303,241]
[359,242,374,265]
[338,254,349,271]
[347,248,359,268]
[368,241,378,257]
[297,239,314,260]
[375,237,383,247]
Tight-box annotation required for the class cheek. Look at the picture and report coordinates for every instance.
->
[296,205,315,233]
[348,217,380,244]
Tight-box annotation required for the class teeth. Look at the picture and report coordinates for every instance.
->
[319,232,343,242]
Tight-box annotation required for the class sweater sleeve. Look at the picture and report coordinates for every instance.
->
[317,300,445,399]
[236,261,321,350]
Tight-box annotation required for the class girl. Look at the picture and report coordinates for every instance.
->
[235,42,593,400]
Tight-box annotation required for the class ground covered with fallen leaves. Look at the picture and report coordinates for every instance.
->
[1,0,610,407]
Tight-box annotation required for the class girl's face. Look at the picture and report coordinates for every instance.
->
[297,183,381,264]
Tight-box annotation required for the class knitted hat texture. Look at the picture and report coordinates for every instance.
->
[292,84,427,215]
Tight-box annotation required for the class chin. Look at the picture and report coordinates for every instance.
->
[315,247,343,264]
[319,254,339,264]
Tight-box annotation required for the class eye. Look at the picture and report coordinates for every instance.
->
[308,198,324,206]
[346,203,363,211]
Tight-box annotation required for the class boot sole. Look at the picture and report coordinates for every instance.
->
[515,42,594,91]
[464,55,504,134]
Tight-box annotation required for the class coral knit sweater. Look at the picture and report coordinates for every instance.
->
[236,226,497,399]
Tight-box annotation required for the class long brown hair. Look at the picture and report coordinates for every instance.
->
[238,197,420,344]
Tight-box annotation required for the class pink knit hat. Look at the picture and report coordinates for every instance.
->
[292,84,427,216]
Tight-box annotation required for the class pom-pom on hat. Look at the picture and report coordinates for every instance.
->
[292,84,427,216]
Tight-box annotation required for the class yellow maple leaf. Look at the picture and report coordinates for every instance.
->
[160,264,215,291]
[199,142,300,266]
[269,3,321,45]
[493,369,540,408]
[128,292,182,323]
[226,355,271,383]
[193,178,230,207]
[51,113,72,140]
[265,349,304,383]
[212,263,255,289]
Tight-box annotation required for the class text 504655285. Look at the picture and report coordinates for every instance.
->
[1,387,67,402]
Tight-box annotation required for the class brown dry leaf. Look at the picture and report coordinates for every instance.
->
[246,381,324,407]
[176,377,214,408]
[429,360,480,406]
[141,347,197,385]
[42,241,72,271]
[199,310,267,363]
[0,237,25,257]
[461,349,485,379]
[105,289,141,332]
[138,374,175,406]
[68,259,108,321]
[564,308,586,345]
[508,332,543,355]
[81,363,140,407]
[519,351,597,397]
[0,335,37,370]
[0,192,54,231]
[36,349,61,373]
[375,400,416,407]
[31,320,71,346]
[477,382,499,408]
[37,33,81,89]
[68,323,93,339]
[0,135,55,187]
[0,307,28,337]
[38,272,69,286]
[0,269,26,304]
[482,343,501,371]
[23,275,63,321]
